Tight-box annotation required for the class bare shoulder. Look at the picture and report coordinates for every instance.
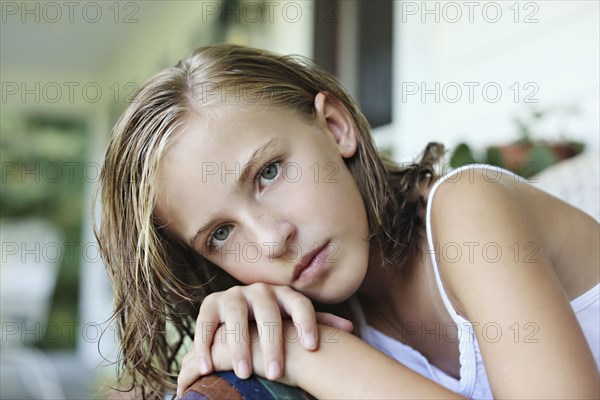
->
[428,166,526,241]
[428,165,599,300]
[426,166,533,312]
[425,166,599,397]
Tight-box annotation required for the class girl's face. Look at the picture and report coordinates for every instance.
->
[155,95,370,303]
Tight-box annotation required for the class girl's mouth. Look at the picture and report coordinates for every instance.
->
[292,241,330,282]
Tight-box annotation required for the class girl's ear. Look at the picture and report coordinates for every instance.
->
[314,92,358,158]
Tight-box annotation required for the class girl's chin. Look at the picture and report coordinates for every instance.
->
[304,284,361,305]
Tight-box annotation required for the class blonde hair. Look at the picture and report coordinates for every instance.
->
[95,44,443,399]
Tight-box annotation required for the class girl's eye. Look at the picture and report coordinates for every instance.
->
[214,226,230,241]
[258,160,280,188]
[207,225,231,251]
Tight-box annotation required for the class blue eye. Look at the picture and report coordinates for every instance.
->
[213,226,230,240]
[207,225,231,251]
[258,160,280,188]
[261,163,278,180]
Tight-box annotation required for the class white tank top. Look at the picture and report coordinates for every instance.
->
[351,164,600,399]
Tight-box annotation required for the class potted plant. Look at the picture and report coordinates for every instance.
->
[450,106,585,178]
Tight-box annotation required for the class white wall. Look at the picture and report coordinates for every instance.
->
[387,0,599,162]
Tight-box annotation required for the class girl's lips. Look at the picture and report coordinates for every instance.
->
[292,241,330,282]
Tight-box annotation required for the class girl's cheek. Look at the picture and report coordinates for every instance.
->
[218,236,243,265]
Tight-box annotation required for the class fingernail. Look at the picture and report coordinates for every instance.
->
[237,360,251,378]
[303,334,317,350]
[199,357,210,374]
[267,361,281,380]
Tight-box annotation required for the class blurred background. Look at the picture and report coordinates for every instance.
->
[1,0,598,398]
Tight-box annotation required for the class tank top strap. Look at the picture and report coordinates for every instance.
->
[425,164,528,321]
[424,163,525,396]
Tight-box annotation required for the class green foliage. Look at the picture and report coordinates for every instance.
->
[528,144,557,172]
[1,113,88,349]
[485,146,504,168]
[450,105,585,178]
[449,143,477,168]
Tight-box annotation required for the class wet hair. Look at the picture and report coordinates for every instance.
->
[95,44,444,399]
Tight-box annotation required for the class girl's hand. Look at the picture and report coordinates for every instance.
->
[181,322,465,400]
[177,283,352,397]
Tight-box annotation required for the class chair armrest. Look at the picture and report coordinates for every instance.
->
[181,371,315,400]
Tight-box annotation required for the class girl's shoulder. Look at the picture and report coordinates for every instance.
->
[425,163,568,278]
[424,163,594,258]
[425,164,527,226]
[421,164,600,398]
[426,164,525,199]
[425,163,599,303]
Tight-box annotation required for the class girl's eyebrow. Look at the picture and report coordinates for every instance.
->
[239,138,279,182]
[188,137,280,248]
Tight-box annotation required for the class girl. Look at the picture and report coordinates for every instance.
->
[96,44,599,399]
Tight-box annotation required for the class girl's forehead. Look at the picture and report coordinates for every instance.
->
[178,103,315,146]
[160,103,321,182]
[187,101,291,122]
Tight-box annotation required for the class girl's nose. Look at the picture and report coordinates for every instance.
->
[247,215,296,260]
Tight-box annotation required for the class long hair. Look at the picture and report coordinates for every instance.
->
[94,44,444,399]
